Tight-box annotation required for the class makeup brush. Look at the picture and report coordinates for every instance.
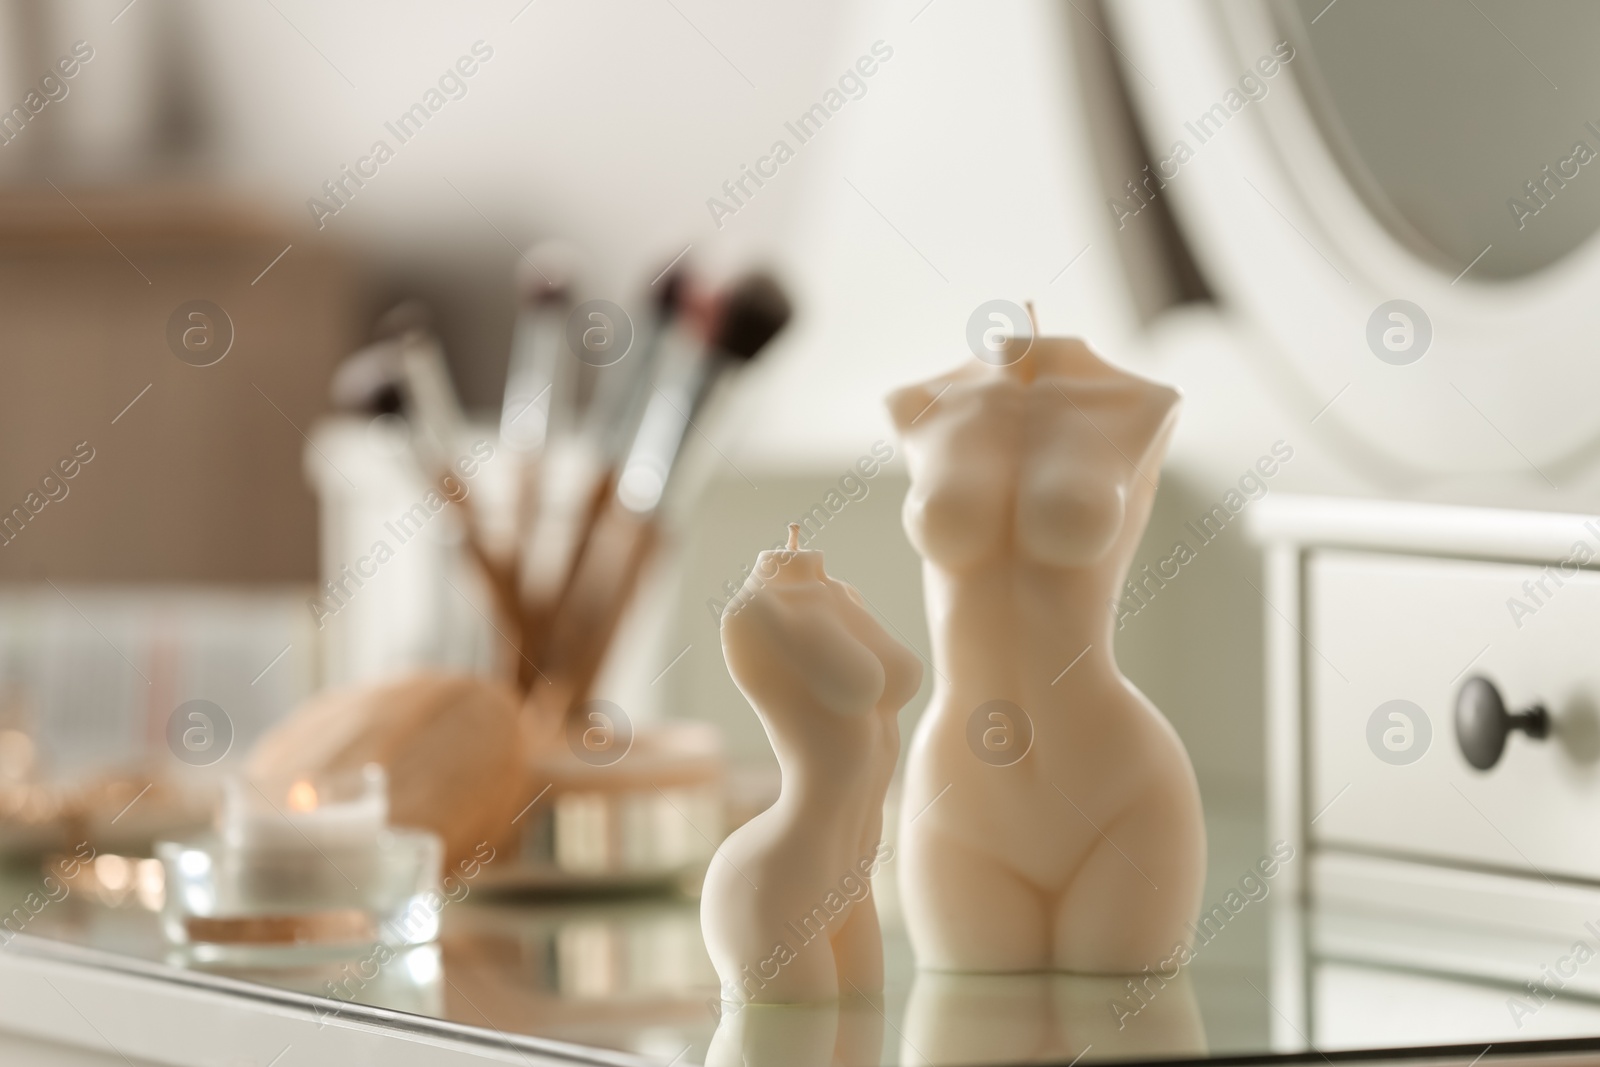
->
[589,267,687,468]
[329,340,405,416]
[496,244,580,660]
[543,271,792,706]
[374,302,524,667]
[501,242,577,453]
[380,301,464,477]
[616,270,791,516]
[538,266,690,646]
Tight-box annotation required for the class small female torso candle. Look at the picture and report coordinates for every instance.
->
[887,334,1205,974]
[701,526,922,1005]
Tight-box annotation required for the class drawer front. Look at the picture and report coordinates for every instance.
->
[1307,549,1600,881]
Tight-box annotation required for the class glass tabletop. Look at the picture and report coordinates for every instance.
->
[7,800,1600,1066]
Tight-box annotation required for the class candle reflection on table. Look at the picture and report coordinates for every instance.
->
[902,970,1207,1065]
[707,994,885,1067]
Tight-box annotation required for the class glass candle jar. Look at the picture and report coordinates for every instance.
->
[157,764,442,962]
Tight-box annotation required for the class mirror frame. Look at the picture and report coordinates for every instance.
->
[1104,0,1600,490]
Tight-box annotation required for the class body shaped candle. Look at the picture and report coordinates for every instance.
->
[887,335,1205,973]
[701,526,922,1004]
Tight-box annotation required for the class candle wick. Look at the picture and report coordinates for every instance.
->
[787,523,800,552]
[1024,299,1038,335]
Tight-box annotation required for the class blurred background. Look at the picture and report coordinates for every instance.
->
[8,0,1598,811]
[4,0,1600,1053]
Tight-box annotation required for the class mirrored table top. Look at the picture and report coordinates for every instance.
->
[7,802,1600,1066]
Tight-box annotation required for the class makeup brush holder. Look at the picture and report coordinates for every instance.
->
[488,718,724,892]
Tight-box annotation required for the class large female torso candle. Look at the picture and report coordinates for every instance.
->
[702,527,922,1004]
[888,336,1204,973]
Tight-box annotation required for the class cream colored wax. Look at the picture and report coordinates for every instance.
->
[701,525,922,1004]
[888,335,1205,974]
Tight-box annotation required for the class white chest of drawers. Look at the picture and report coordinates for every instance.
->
[1249,495,1600,1039]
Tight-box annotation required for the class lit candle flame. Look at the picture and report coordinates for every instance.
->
[286,780,318,813]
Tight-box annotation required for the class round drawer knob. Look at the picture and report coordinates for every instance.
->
[1455,676,1549,771]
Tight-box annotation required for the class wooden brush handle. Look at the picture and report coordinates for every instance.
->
[443,450,660,719]
[537,500,659,709]
[571,515,658,704]
[439,475,526,689]
[525,469,616,657]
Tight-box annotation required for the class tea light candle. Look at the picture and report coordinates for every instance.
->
[160,762,444,953]
[221,765,387,853]
[219,764,389,907]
